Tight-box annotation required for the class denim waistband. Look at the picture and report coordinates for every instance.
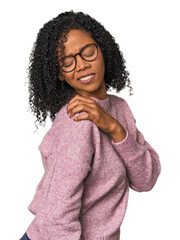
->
[19,232,31,240]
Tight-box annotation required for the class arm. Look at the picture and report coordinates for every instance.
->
[34,114,94,240]
[109,99,161,192]
[35,154,90,240]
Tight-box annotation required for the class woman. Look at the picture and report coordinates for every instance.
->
[20,11,161,240]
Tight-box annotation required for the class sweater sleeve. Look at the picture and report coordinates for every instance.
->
[111,99,161,192]
[34,112,94,240]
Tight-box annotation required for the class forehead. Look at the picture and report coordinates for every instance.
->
[63,29,96,55]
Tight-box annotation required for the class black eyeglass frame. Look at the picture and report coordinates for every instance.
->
[59,43,99,73]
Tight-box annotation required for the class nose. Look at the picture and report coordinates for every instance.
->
[76,54,90,71]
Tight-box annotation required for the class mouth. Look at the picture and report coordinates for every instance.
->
[77,73,96,82]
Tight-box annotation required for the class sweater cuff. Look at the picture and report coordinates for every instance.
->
[111,130,143,160]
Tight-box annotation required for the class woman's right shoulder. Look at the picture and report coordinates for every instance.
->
[52,103,69,127]
[45,103,98,158]
[53,103,93,128]
[51,103,99,141]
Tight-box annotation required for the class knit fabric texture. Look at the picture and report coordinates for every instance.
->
[26,93,161,240]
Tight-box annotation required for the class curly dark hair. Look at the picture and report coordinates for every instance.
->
[26,10,133,131]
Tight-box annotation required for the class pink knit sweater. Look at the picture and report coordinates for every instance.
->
[26,93,161,240]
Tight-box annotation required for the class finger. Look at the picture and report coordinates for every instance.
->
[70,104,93,118]
[67,99,95,114]
[73,112,90,122]
[69,94,93,104]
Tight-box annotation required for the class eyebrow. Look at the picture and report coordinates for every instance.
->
[64,42,96,57]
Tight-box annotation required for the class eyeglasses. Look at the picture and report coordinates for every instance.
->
[59,43,98,73]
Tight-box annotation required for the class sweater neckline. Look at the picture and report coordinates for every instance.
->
[89,94,111,112]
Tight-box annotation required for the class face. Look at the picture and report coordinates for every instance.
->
[57,29,107,99]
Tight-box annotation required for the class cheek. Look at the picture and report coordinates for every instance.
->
[64,72,75,83]
[98,51,105,72]
[97,56,105,76]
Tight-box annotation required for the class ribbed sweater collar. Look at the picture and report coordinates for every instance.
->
[89,94,111,112]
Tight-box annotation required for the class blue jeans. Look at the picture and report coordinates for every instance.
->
[19,232,31,240]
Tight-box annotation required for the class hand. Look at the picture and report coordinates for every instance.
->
[67,94,124,135]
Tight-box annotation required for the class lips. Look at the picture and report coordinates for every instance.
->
[77,73,96,81]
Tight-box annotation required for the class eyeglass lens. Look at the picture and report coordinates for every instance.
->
[60,44,98,72]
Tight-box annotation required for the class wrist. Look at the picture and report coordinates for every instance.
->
[109,121,126,143]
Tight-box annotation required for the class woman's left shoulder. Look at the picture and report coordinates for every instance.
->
[108,94,129,107]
